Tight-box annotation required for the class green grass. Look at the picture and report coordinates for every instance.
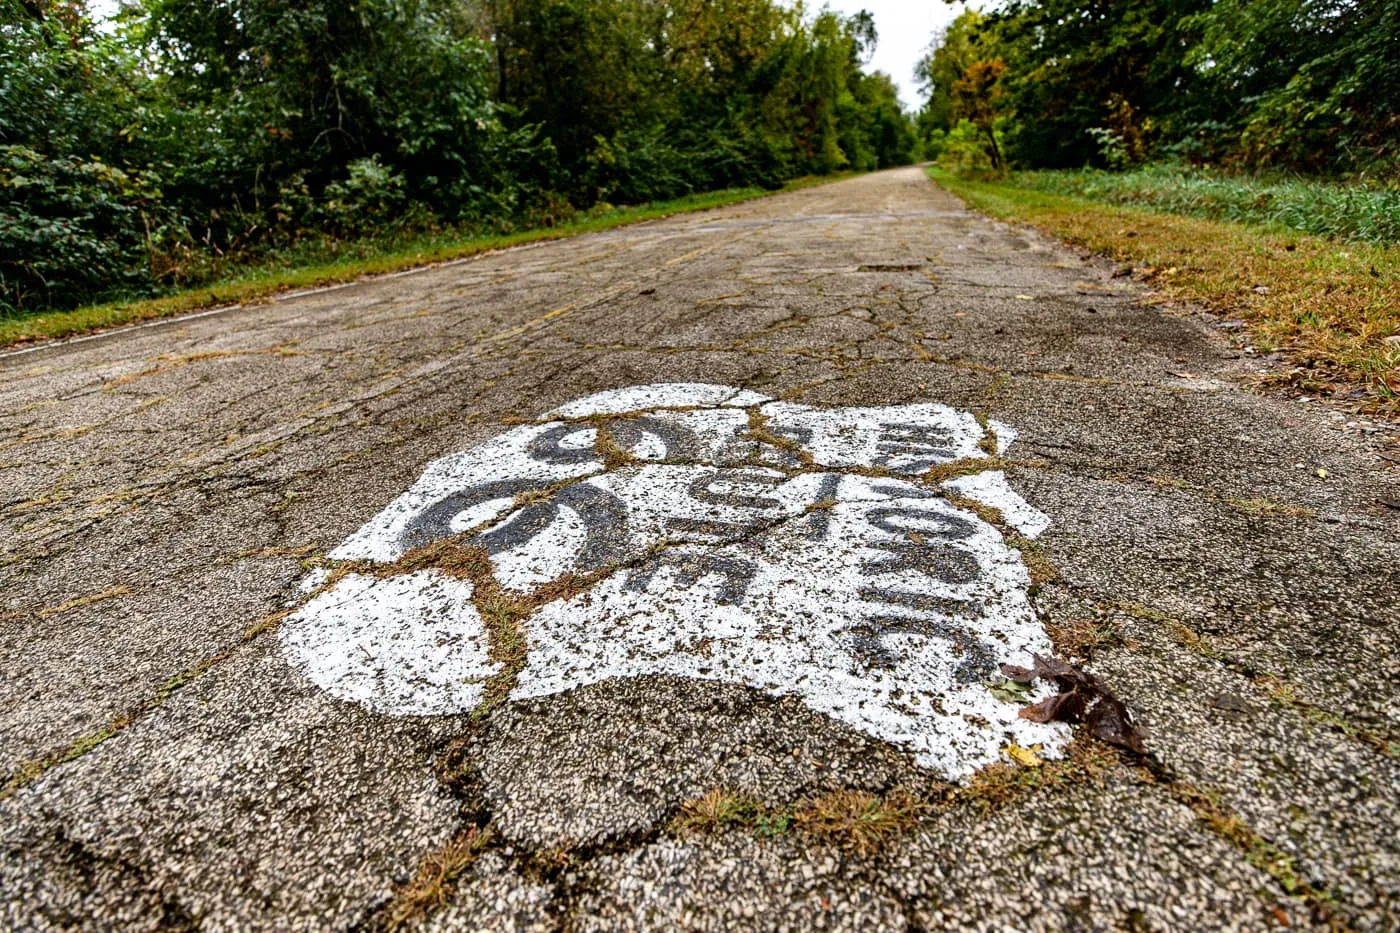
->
[930,167,1400,414]
[1006,164,1400,245]
[0,175,850,349]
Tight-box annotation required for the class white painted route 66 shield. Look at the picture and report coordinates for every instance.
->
[281,384,1067,778]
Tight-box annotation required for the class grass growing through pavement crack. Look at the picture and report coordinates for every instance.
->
[1117,599,1399,759]
[672,741,1123,852]
[671,788,923,855]
[1146,765,1344,926]
[1254,676,1400,760]
[1222,497,1317,518]
[0,602,299,801]
[371,826,494,932]
[793,789,923,853]
[743,408,814,466]
[1043,612,1128,662]
[35,584,134,619]
[670,741,1343,925]
[372,537,533,715]
[593,421,638,471]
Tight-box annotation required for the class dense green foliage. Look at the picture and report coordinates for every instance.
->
[916,0,1400,179]
[1006,166,1400,244]
[0,0,915,315]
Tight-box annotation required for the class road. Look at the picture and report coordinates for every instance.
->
[2,167,1397,930]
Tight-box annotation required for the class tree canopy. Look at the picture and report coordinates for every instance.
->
[915,0,1400,176]
[0,0,916,314]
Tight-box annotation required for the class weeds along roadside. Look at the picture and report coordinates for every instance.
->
[1007,166,1400,245]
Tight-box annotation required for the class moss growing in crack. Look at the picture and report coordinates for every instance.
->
[1254,676,1398,760]
[970,410,1004,458]
[474,591,533,711]
[942,492,1005,529]
[1043,612,1127,662]
[1224,497,1317,518]
[593,421,637,471]
[232,543,320,562]
[0,726,120,800]
[372,826,493,932]
[1006,532,1059,588]
[672,787,921,853]
[373,538,536,716]
[920,456,1004,485]
[794,788,923,854]
[388,538,493,580]
[511,487,555,508]
[744,407,814,467]
[1146,474,1203,491]
[982,371,1012,407]
[37,584,134,619]
[1115,598,1398,759]
[1162,779,1338,918]
[950,737,1123,816]
[0,601,298,800]
[1125,604,1228,663]
[671,743,1129,854]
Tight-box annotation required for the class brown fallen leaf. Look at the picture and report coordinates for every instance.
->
[1008,654,1147,754]
[1000,663,1033,684]
[1020,689,1087,724]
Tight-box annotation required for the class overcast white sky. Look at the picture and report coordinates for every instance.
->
[819,1,966,109]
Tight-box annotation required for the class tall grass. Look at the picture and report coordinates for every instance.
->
[1006,165,1400,245]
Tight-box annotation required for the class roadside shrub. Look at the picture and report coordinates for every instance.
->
[583,129,697,205]
[0,146,174,315]
[937,121,1000,178]
[321,157,410,238]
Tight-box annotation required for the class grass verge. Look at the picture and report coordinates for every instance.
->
[929,167,1400,416]
[1007,165,1400,244]
[0,174,850,350]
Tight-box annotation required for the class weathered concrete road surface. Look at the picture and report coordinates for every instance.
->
[3,167,1398,931]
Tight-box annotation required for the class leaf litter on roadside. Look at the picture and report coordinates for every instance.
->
[1001,655,1147,754]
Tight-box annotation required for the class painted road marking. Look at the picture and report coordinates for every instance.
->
[281,383,1065,778]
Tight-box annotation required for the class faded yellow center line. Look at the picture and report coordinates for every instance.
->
[664,246,708,266]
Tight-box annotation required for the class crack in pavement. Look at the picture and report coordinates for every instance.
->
[2,167,1397,930]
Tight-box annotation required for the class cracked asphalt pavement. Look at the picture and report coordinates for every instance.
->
[2,167,1398,931]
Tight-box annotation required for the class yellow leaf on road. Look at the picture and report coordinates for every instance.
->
[1005,743,1043,767]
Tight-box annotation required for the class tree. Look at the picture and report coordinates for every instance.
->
[987,0,1213,168]
[1189,0,1400,173]
[950,57,1007,170]
[914,8,984,138]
